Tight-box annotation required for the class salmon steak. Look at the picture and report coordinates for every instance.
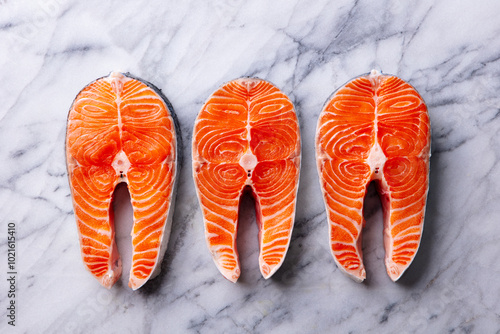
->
[66,72,177,290]
[315,70,430,282]
[192,78,301,282]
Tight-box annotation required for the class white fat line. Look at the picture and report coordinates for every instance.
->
[132,226,164,249]
[392,230,422,241]
[130,132,170,151]
[260,202,294,221]
[79,105,116,117]
[256,183,296,204]
[258,193,292,212]
[389,230,422,248]
[130,210,168,228]
[334,250,361,260]
[330,240,359,248]
[72,187,110,211]
[252,95,290,106]
[73,191,111,214]
[323,187,363,209]
[389,184,426,198]
[131,258,155,267]
[324,191,364,213]
[129,181,171,201]
[390,212,424,235]
[81,253,110,261]
[250,112,296,126]
[260,216,291,234]
[378,110,426,121]
[196,177,242,200]
[260,236,290,250]
[127,161,170,185]
[379,90,419,101]
[321,171,368,197]
[130,194,171,212]
[120,85,150,99]
[208,243,234,253]
[254,171,298,198]
[203,208,238,226]
[209,246,237,260]
[81,243,110,253]
[129,206,169,223]
[197,183,240,204]
[317,118,360,132]
[389,194,426,212]
[389,199,426,214]
[80,235,111,249]
[393,241,419,252]
[330,223,361,243]
[195,128,246,148]
[333,247,362,258]
[328,206,362,226]
[197,189,240,211]
[197,126,246,142]
[81,241,111,254]
[77,218,112,237]
[251,94,288,105]
[204,106,244,117]
[131,217,164,235]
[330,217,362,235]
[318,122,369,143]
[260,245,287,256]
[123,99,163,108]
[205,220,235,237]
[255,176,299,198]
[129,183,172,203]
[130,249,159,257]
[78,98,116,111]
[334,253,362,267]
[207,139,246,157]
[197,133,245,153]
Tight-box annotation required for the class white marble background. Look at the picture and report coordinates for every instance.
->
[1,0,500,333]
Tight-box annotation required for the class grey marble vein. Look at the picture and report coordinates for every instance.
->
[1,0,500,333]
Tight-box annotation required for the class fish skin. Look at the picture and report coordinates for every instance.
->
[66,72,178,290]
[192,78,301,282]
[316,70,430,282]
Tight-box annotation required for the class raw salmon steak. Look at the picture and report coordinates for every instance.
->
[316,70,430,282]
[192,78,301,282]
[66,72,177,290]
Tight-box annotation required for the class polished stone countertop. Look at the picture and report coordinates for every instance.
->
[1,0,499,333]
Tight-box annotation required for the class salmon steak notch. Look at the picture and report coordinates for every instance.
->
[192,77,301,282]
[315,70,430,282]
[66,72,178,290]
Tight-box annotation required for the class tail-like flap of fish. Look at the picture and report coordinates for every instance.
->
[252,160,299,279]
[68,165,122,288]
[318,159,371,282]
[194,163,247,282]
[382,157,428,281]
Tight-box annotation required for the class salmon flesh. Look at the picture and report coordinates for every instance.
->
[192,78,301,282]
[66,72,178,289]
[315,70,430,282]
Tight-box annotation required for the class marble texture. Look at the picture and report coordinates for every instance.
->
[1,0,500,333]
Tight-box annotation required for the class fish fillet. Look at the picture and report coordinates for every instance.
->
[192,78,301,282]
[315,70,430,282]
[66,72,177,289]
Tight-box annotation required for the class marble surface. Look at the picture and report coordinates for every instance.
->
[1,0,500,333]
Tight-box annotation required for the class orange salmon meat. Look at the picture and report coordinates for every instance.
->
[192,78,301,282]
[66,72,178,289]
[316,70,430,282]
